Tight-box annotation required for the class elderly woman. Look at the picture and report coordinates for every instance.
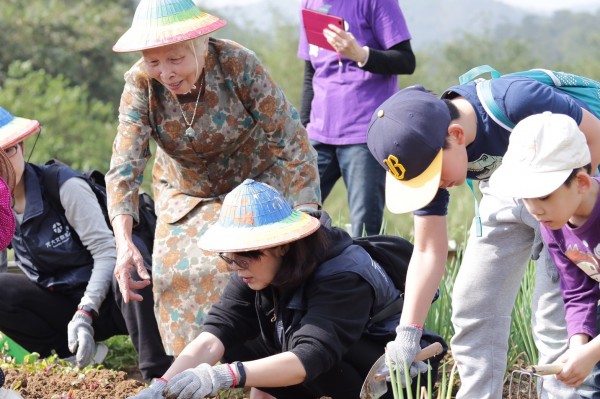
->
[108,0,320,356]
[128,180,448,399]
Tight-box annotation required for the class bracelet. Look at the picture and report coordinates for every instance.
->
[409,323,423,331]
[226,363,238,387]
[77,304,99,319]
[234,361,246,387]
[156,377,168,384]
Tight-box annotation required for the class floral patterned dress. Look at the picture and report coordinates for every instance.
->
[106,38,321,355]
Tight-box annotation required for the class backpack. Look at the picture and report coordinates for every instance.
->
[353,234,412,293]
[353,234,438,323]
[457,65,600,238]
[42,160,157,256]
[458,65,600,131]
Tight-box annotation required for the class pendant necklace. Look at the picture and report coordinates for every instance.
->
[178,70,205,138]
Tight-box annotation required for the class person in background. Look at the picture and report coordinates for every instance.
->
[366,79,600,398]
[491,112,600,397]
[109,0,320,357]
[129,179,444,399]
[0,148,15,251]
[0,107,172,380]
[297,0,415,237]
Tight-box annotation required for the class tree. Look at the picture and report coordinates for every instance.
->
[0,61,115,172]
[0,0,136,105]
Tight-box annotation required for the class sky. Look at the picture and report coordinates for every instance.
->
[498,0,600,12]
[202,0,600,13]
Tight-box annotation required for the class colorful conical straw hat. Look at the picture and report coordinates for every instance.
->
[0,107,41,150]
[113,0,227,53]
[198,179,321,252]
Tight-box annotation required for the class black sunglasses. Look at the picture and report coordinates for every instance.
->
[218,253,251,270]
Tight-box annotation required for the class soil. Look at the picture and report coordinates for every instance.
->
[1,366,146,399]
[0,357,535,399]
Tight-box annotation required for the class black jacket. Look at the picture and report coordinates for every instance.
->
[204,212,401,381]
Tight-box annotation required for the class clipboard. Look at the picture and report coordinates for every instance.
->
[301,8,344,52]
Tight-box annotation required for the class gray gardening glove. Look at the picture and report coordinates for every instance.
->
[127,379,166,399]
[67,310,95,367]
[386,325,428,384]
[165,364,234,399]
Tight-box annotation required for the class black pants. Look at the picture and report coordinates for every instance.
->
[223,331,447,399]
[0,268,172,379]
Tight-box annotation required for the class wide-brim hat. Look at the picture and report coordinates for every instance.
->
[490,112,591,199]
[367,85,450,214]
[0,107,41,149]
[198,179,321,252]
[113,0,227,53]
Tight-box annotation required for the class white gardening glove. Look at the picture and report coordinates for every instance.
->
[386,325,428,385]
[127,379,166,399]
[165,364,234,399]
[67,310,95,367]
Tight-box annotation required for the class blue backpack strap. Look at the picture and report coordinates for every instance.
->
[476,79,516,131]
[458,66,504,238]
[459,65,501,85]
[459,65,516,130]
[466,179,482,238]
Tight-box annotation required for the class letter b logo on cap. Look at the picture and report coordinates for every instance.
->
[384,155,406,180]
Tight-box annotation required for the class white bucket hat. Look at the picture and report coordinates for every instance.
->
[490,112,591,199]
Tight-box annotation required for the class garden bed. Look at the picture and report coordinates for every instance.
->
[1,366,145,399]
[0,353,538,399]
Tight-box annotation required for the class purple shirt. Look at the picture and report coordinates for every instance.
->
[297,0,411,145]
[541,177,600,339]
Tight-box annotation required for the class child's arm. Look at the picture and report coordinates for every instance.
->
[400,214,449,327]
[556,333,600,387]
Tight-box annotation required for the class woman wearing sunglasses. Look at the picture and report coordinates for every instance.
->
[130,179,415,399]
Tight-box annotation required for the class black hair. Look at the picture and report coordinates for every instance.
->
[564,164,592,187]
[269,226,330,290]
[442,99,460,150]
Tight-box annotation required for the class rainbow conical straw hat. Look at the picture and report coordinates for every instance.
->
[199,179,320,252]
[0,107,41,150]
[113,0,227,53]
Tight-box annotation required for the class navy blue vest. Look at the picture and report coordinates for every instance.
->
[11,164,94,291]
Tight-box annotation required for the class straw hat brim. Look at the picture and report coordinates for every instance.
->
[113,12,227,53]
[0,116,41,149]
[198,210,321,253]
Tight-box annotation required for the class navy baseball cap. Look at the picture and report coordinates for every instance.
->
[367,85,451,214]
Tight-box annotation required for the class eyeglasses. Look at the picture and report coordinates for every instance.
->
[3,145,19,158]
[218,253,251,270]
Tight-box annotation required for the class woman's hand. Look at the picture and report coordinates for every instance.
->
[165,364,234,399]
[112,214,151,303]
[322,24,368,64]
